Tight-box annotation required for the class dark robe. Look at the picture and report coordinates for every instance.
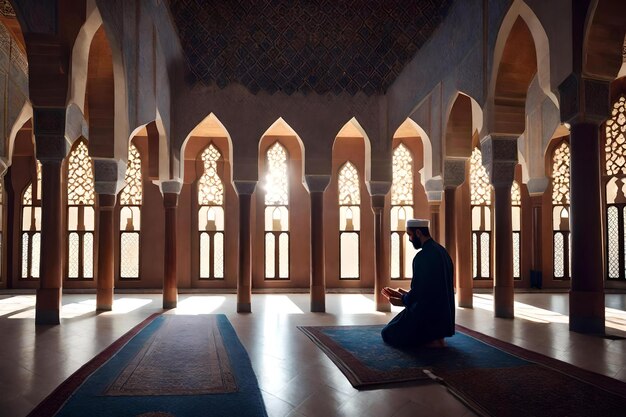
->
[381,238,455,348]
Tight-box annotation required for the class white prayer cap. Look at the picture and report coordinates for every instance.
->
[406,218,430,230]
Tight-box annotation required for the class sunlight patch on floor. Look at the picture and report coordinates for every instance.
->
[105,298,154,315]
[605,308,626,332]
[0,295,36,317]
[173,296,226,315]
[473,294,569,324]
[263,295,304,315]
[339,294,388,315]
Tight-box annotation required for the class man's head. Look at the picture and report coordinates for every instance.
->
[406,219,431,249]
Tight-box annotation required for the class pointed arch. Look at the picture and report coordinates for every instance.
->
[335,117,372,183]
[179,113,234,184]
[490,0,558,108]
[400,118,433,189]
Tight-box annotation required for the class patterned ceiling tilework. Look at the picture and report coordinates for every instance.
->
[169,0,453,95]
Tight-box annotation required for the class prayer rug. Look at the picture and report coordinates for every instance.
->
[30,314,267,417]
[299,324,626,417]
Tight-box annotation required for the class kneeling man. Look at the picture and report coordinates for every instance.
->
[381,219,455,348]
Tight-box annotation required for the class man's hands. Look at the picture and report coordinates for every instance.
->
[381,287,407,307]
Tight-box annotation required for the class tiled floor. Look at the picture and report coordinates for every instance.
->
[1,292,625,417]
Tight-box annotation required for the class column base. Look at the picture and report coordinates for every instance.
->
[163,300,177,309]
[376,301,391,312]
[237,303,251,313]
[310,286,325,312]
[569,290,605,334]
[35,288,61,325]
[96,289,114,311]
[494,285,514,319]
[457,288,473,308]
[310,301,325,313]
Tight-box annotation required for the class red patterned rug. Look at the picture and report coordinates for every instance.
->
[299,323,626,417]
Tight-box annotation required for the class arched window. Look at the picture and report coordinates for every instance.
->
[552,140,571,280]
[470,147,492,280]
[390,143,414,280]
[511,180,521,280]
[67,140,95,279]
[119,143,142,279]
[338,162,360,279]
[264,142,289,279]
[605,94,626,280]
[21,161,41,279]
[197,144,225,279]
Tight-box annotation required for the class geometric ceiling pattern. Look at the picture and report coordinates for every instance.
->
[169,0,453,96]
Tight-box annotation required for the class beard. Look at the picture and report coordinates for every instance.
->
[411,239,422,250]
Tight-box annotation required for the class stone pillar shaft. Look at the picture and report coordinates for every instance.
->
[310,190,325,312]
[96,194,116,310]
[493,185,514,318]
[372,196,390,312]
[36,160,63,324]
[163,192,178,309]
[569,122,605,333]
[237,193,252,313]
[456,182,473,308]
[444,188,457,269]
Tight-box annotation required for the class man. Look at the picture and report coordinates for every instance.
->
[381,218,455,348]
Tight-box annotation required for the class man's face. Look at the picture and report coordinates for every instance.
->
[407,229,422,249]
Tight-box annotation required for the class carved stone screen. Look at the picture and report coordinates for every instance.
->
[605,95,626,280]
[119,143,142,279]
[470,147,492,279]
[264,142,289,279]
[511,181,521,280]
[197,144,225,279]
[67,140,95,279]
[21,162,41,279]
[391,144,415,280]
[552,141,571,280]
[338,162,360,279]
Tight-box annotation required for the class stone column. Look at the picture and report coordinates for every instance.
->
[482,135,518,319]
[369,182,392,312]
[234,181,256,313]
[93,158,125,311]
[527,178,548,287]
[160,180,182,309]
[33,108,69,325]
[305,175,330,312]
[444,158,466,296]
[559,75,609,334]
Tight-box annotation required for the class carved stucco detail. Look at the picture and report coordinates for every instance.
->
[558,74,610,124]
[93,158,126,195]
[481,135,517,186]
[443,158,466,188]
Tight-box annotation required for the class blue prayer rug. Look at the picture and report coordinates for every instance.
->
[299,324,626,417]
[30,314,267,417]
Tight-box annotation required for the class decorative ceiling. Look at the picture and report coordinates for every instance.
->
[169,0,454,96]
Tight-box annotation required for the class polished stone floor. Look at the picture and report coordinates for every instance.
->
[1,292,625,417]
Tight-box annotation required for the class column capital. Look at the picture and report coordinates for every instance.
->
[481,135,518,187]
[366,180,391,197]
[443,158,467,189]
[527,177,549,196]
[33,107,70,162]
[304,175,331,193]
[558,73,610,125]
[157,179,183,196]
[93,158,126,196]
[233,180,257,196]
[425,177,443,202]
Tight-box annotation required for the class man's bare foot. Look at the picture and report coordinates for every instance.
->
[423,338,446,348]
